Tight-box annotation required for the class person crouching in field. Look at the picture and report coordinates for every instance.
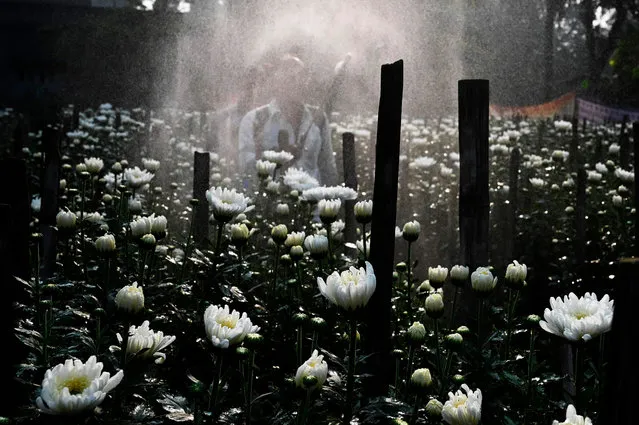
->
[238,54,338,188]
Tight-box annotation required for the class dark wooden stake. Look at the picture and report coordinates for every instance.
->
[342,132,358,247]
[364,59,403,399]
[193,152,210,248]
[40,125,61,280]
[634,122,639,256]
[0,158,30,416]
[598,257,639,425]
[458,79,490,270]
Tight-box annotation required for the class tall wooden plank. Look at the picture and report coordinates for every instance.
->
[364,60,403,397]
[458,79,490,270]
[342,132,358,246]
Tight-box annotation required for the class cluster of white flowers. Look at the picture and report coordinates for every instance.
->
[301,185,358,202]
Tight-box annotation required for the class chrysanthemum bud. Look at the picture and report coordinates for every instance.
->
[231,223,250,246]
[111,162,123,173]
[444,333,464,350]
[290,245,304,261]
[276,203,290,216]
[310,317,327,332]
[410,368,432,388]
[396,262,407,273]
[450,265,469,286]
[392,349,405,359]
[452,374,464,384]
[114,282,144,314]
[425,293,445,319]
[407,322,426,344]
[75,163,88,173]
[95,233,116,254]
[56,210,77,229]
[102,194,113,204]
[425,399,443,418]
[244,333,263,350]
[505,260,527,290]
[293,312,308,326]
[526,314,541,328]
[140,233,156,249]
[280,254,292,265]
[271,224,288,244]
[354,200,373,224]
[402,220,421,242]
[456,325,470,335]
[302,375,319,389]
[236,346,250,358]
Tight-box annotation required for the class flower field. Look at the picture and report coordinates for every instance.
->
[0,103,633,424]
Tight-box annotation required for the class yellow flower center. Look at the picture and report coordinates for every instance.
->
[453,398,467,408]
[308,361,317,368]
[217,316,237,328]
[59,376,90,395]
[573,312,589,320]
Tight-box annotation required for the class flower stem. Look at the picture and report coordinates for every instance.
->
[297,324,304,366]
[406,241,413,323]
[272,245,281,297]
[209,352,224,414]
[298,388,312,425]
[361,224,367,261]
[524,328,536,425]
[409,394,420,425]
[296,261,303,299]
[215,221,224,257]
[574,344,582,413]
[121,321,130,369]
[405,345,414,392]
[343,318,357,425]
[505,288,514,360]
[246,350,255,425]
[449,286,460,330]
[179,208,196,284]
[477,299,483,343]
[434,319,443,391]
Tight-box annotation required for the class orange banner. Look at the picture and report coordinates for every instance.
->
[490,92,576,118]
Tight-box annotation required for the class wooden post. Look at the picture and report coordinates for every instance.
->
[0,159,30,416]
[598,257,639,424]
[619,115,630,170]
[193,152,210,248]
[634,122,639,256]
[364,59,403,398]
[40,125,61,280]
[575,167,586,265]
[342,132,358,247]
[458,79,490,270]
[506,147,520,260]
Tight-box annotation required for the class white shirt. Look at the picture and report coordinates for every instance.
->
[238,100,338,186]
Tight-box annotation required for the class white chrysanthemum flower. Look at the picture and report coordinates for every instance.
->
[117,320,176,364]
[148,213,167,235]
[317,261,377,310]
[56,210,77,229]
[318,199,341,222]
[35,355,124,415]
[114,282,144,313]
[595,162,608,174]
[554,120,572,131]
[204,304,260,349]
[539,292,614,342]
[505,260,527,287]
[587,171,602,182]
[142,158,160,172]
[529,177,546,188]
[614,167,634,182]
[552,404,592,425]
[442,384,482,425]
[130,216,152,238]
[304,234,329,256]
[283,167,320,191]
[450,265,469,281]
[551,150,569,162]
[206,186,251,223]
[471,267,497,294]
[301,185,358,202]
[31,196,41,213]
[410,156,437,170]
[608,143,620,154]
[84,157,104,174]
[262,150,294,166]
[95,233,116,253]
[256,159,277,178]
[428,266,448,287]
[285,231,306,247]
[123,166,154,189]
[295,349,328,390]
